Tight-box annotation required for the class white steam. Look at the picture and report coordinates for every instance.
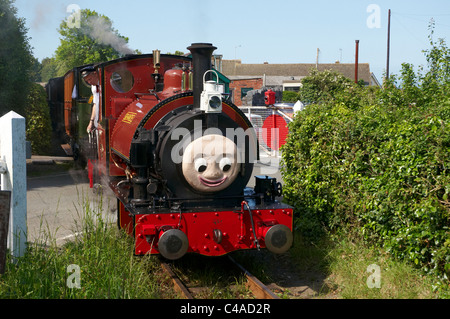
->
[83,16,134,56]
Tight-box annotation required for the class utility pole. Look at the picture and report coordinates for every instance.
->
[355,40,359,83]
[386,9,391,82]
[316,48,319,68]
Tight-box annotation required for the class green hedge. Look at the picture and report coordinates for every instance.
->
[282,92,449,277]
[282,91,299,103]
[281,56,450,278]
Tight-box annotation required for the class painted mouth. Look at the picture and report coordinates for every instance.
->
[199,176,227,187]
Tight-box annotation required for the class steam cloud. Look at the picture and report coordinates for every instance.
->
[83,16,134,55]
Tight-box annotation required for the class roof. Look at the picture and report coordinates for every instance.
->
[222,60,372,84]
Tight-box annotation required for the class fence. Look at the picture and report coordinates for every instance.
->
[239,106,294,157]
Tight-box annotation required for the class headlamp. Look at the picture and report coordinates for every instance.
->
[200,70,222,113]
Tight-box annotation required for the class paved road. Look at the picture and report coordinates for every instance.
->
[26,154,283,245]
[27,160,117,245]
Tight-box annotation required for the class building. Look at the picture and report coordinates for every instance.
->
[220,59,380,106]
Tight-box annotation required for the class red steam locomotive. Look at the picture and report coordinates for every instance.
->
[47,43,293,260]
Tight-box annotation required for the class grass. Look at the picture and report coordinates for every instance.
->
[288,231,449,299]
[0,191,166,299]
[229,230,449,299]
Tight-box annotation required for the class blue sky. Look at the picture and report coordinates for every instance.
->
[14,0,450,82]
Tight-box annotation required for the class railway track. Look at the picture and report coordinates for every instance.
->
[159,255,280,299]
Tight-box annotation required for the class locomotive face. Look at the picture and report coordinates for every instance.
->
[182,134,240,192]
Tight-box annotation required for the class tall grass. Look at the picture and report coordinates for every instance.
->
[288,232,449,299]
[0,191,164,299]
[322,235,440,299]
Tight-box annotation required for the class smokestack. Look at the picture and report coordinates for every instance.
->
[187,43,217,108]
[355,40,359,84]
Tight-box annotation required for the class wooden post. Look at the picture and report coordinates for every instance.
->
[0,111,27,258]
[0,191,11,274]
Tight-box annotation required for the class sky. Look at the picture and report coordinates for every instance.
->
[13,0,450,83]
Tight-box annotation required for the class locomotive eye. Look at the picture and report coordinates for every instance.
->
[194,158,207,173]
[219,157,232,172]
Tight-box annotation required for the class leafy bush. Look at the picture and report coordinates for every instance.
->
[281,31,450,279]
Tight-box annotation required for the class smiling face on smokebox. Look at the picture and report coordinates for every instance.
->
[182,134,240,193]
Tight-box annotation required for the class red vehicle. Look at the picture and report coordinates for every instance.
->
[48,43,293,260]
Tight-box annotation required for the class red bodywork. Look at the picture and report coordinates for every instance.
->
[118,201,293,256]
[94,55,191,177]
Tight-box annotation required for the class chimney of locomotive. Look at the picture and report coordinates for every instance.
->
[187,43,217,108]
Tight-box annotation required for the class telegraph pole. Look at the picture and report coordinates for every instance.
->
[355,40,359,83]
[386,9,391,82]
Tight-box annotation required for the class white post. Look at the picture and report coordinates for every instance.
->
[0,111,27,258]
[271,108,277,157]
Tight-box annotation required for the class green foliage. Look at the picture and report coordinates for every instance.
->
[55,9,132,76]
[166,50,185,56]
[281,33,450,281]
[29,56,42,82]
[297,68,356,104]
[40,57,58,82]
[0,0,33,116]
[282,91,299,102]
[25,83,52,154]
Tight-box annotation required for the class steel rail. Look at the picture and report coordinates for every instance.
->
[228,255,280,299]
[159,258,194,299]
[159,255,280,299]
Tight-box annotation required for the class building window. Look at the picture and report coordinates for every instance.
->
[241,87,253,98]
[284,86,300,92]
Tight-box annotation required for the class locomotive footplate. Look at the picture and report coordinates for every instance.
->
[132,201,293,259]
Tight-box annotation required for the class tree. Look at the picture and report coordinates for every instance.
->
[26,83,52,154]
[419,20,450,106]
[166,50,185,56]
[0,0,33,116]
[55,9,133,76]
[29,56,42,82]
[40,57,58,82]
